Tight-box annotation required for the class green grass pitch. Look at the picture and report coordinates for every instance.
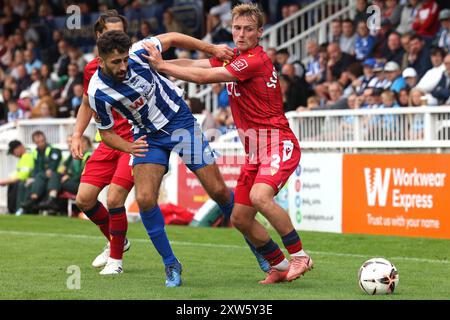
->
[0,215,448,300]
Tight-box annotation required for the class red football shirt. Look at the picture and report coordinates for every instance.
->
[210,46,296,153]
[83,58,133,140]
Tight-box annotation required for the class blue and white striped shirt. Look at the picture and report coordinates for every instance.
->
[88,37,188,134]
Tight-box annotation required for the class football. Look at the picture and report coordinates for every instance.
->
[358,258,399,295]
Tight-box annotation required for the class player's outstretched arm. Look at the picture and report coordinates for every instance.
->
[155,32,234,62]
[142,43,237,85]
[71,94,93,160]
[100,129,149,158]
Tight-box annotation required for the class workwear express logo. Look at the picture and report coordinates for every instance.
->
[363,167,447,212]
[364,168,390,207]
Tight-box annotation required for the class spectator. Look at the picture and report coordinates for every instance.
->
[363,87,383,109]
[435,9,450,52]
[0,87,13,123]
[384,0,402,27]
[53,39,70,78]
[137,20,154,39]
[211,83,229,109]
[305,45,327,89]
[0,140,34,214]
[408,88,428,139]
[17,90,32,117]
[380,31,404,65]
[68,46,87,72]
[354,0,370,28]
[355,21,376,61]
[16,64,32,94]
[326,42,356,81]
[397,0,421,35]
[402,67,418,89]
[71,84,84,117]
[7,100,25,123]
[430,54,450,105]
[416,46,446,93]
[163,8,183,34]
[384,61,406,93]
[373,18,394,58]
[329,19,342,44]
[397,88,411,107]
[40,64,57,92]
[412,0,440,42]
[405,35,432,79]
[31,85,56,118]
[55,62,83,117]
[38,135,92,212]
[24,48,42,75]
[20,131,62,214]
[354,58,377,94]
[326,82,344,107]
[206,0,232,34]
[276,48,305,79]
[282,63,308,107]
[266,47,280,72]
[340,19,357,55]
[18,18,39,44]
[380,90,401,131]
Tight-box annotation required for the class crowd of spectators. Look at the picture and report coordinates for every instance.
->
[287,0,450,116]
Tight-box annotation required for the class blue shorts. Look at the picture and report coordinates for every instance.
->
[133,105,216,172]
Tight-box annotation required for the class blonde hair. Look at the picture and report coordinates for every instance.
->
[381,90,395,101]
[231,3,264,28]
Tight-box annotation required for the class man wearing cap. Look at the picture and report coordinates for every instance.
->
[385,61,407,93]
[0,140,34,214]
[403,67,418,89]
[354,58,376,94]
[435,9,450,52]
[373,62,392,90]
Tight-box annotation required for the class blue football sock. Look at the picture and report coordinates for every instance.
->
[218,190,234,219]
[140,205,177,266]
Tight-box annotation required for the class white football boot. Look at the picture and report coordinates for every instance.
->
[99,258,123,275]
[91,239,131,268]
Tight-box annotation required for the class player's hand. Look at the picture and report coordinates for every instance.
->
[211,44,234,62]
[128,135,148,158]
[70,134,83,160]
[141,42,164,71]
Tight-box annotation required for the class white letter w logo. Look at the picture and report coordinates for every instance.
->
[364,168,390,207]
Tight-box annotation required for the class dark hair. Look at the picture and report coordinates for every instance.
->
[32,130,45,139]
[410,34,423,42]
[342,18,353,25]
[97,30,131,57]
[94,9,128,37]
[430,46,446,58]
[276,48,289,56]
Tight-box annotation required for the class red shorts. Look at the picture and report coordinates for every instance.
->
[235,136,300,207]
[81,142,134,191]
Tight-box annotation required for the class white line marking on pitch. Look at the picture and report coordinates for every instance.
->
[0,229,448,265]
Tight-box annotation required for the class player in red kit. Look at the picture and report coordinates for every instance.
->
[143,3,313,284]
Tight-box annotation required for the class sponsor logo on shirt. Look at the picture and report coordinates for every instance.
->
[230,59,249,72]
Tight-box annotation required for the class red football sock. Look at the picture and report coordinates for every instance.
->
[84,201,110,240]
[109,207,128,260]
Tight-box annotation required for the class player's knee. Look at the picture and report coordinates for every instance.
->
[230,212,250,232]
[135,192,157,211]
[249,192,270,211]
[107,190,127,209]
[75,193,97,212]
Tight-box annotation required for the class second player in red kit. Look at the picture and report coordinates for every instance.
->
[143,3,313,285]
